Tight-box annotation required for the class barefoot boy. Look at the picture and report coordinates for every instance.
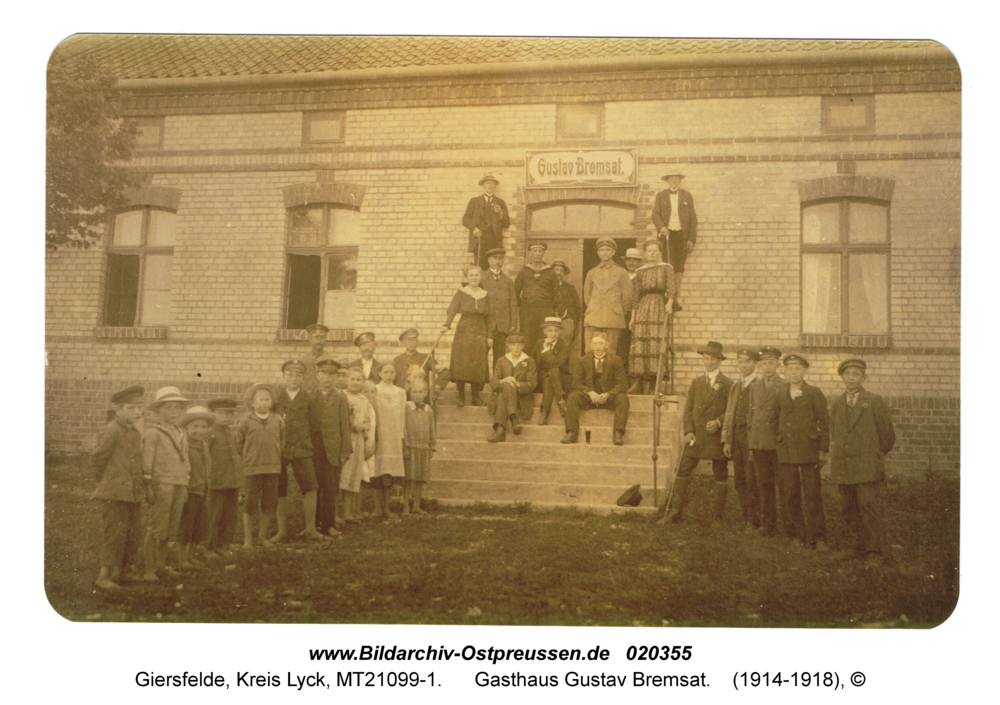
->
[177,405,216,568]
[90,385,145,588]
[235,383,284,548]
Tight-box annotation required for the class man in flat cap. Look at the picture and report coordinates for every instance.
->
[830,358,896,567]
[659,342,733,524]
[463,173,510,271]
[722,347,761,532]
[350,332,383,384]
[392,328,443,397]
[480,247,519,372]
[775,353,830,550]
[514,243,558,354]
[651,172,697,305]
[746,346,786,537]
[582,236,633,354]
[302,323,330,393]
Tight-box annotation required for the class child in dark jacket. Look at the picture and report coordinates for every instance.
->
[235,383,285,548]
[177,406,216,569]
[204,398,242,558]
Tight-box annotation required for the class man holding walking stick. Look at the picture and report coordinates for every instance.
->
[463,173,510,271]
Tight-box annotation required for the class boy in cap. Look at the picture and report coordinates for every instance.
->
[312,358,353,535]
[563,331,630,446]
[351,332,383,383]
[551,259,581,348]
[582,236,633,354]
[514,243,558,353]
[176,405,216,569]
[235,383,284,548]
[273,359,326,542]
[463,173,511,270]
[532,316,571,425]
[90,385,145,588]
[651,172,697,303]
[480,247,519,371]
[746,346,787,537]
[722,347,761,532]
[659,342,733,524]
[141,386,192,580]
[830,359,896,566]
[204,398,242,558]
[302,323,330,392]
[487,334,537,443]
[393,328,441,395]
[775,353,830,550]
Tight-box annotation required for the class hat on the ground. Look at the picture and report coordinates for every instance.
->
[507,334,526,344]
[528,242,547,252]
[110,385,145,406]
[315,357,341,372]
[541,316,563,330]
[595,236,617,253]
[282,359,307,374]
[735,347,761,362]
[758,346,782,360]
[624,248,643,260]
[179,405,216,428]
[306,323,330,335]
[485,247,505,259]
[838,358,867,375]
[550,259,571,274]
[353,332,376,347]
[782,352,810,368]
[696,341,726,360]
[398,328,420,342]
[244,383,278,409]
[478,173,500,186]
[616,484,643,507]
[149,386,190,409]
[207,398,237,411]
[661,172,686,181]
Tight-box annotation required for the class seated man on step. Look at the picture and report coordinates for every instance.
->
[562,331,630,446]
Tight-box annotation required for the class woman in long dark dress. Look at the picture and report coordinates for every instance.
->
[628,238,676,394]
[442,265,491,407]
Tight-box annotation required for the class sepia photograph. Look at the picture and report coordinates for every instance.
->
[43,34,961,629]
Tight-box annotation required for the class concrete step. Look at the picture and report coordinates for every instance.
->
[437,421,662,446]
[435,438,661,463]
[424,477,666,509]
[431,456,671,485]
[435,404,675,428]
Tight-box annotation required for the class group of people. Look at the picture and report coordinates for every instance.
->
[89,344,439,589]
[661,343,896,566]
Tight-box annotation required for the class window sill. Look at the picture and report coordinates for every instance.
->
[277,329,354,343]
[94,326,169,339]
[800,334,892,349]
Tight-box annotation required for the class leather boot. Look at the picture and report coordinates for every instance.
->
[666,477,690,523]
[487,424,506,443]
[510,414,522,435]
[538,406,550,425]
[711,482,728,525]
[456,382,466,408]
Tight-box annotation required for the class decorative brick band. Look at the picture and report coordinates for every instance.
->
[796,174,896,202]
[520,186,641,206]
[93,326,169,339]
[281,181,366,209]
[122,185,181,211]
[800,333,893,349]
[276,328,354,342]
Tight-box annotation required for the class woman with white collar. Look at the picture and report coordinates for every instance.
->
[442,265,491,407]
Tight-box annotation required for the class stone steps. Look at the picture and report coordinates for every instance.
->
[437,422,661,446]
[436,404,676,428]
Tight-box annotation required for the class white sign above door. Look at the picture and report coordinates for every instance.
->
[525,149,638,189]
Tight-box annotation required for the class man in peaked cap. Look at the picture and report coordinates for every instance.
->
[722,347,761,532]
[550,259,581,349]
[651,171,697,304]
[515,242,559,354]
[583,236,633,354]
[302,323,330,393]
[350,332,383,383]
[830,358,896,567]
[480,247,519,371]
[659,342,733,525]
[745,345,786,537]
[463,173,510,270]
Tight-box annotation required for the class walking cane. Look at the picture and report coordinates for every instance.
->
[650,311,670,510]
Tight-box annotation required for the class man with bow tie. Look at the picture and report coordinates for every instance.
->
[830,358,896,567]
[463,173,511,270]
[722,347,761,532]
[479,247,519,372]
[651,171,697,305]
[562,331,629,446]
[659,341,733,524]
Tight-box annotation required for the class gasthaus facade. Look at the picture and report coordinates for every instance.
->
[45,37,960,479]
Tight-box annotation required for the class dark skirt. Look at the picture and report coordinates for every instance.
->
[451,313,490,383]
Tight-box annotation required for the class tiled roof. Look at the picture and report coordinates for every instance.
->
[56,35,942,80]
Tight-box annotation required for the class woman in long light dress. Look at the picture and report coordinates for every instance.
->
[372,363,407,521]
[628,238,676,395]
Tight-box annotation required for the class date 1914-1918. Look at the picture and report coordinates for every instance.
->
[734,671,867,690]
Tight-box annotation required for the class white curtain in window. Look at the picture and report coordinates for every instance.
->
[802,253,840,334]
[849,253,888,333]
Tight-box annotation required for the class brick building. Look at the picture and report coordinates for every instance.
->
[45,36,960,477]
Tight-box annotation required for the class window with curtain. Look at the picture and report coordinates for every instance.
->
[285,204,360,330]
[104,206,176,326]
[801,199,890,336]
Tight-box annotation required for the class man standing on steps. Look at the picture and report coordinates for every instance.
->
[651,171,697,307]
[463,173,510,271]
[746,346,787,537]
[722,347,761,533]
[562,331,629,446]
[514,242,558,354]
[480,247,519,373]
[659,341,733,525]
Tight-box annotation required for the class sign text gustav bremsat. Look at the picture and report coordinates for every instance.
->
[525,149,638,189]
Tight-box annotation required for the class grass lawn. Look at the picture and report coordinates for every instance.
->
[44,455,958,627]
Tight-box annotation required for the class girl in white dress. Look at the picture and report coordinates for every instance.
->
[372,363,407,521]
[340,368,376,524]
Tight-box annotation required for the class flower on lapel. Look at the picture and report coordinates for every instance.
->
[791,389,802,399]
[711,382,719,391]
[861,402,869,409]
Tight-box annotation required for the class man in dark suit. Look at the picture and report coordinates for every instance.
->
[532,317,572,425]
[659,341,734,524]
[487,334,537,443]
[562,331,629,445]
[722,347,761,532]
[480,247,519,371]
[651,172,697,304]
[463,173,510,270]
[349,332,383,383]
[311,358,353,536]
[746,346,787,537]
[775,353,830,550]
[830,358,896,567]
